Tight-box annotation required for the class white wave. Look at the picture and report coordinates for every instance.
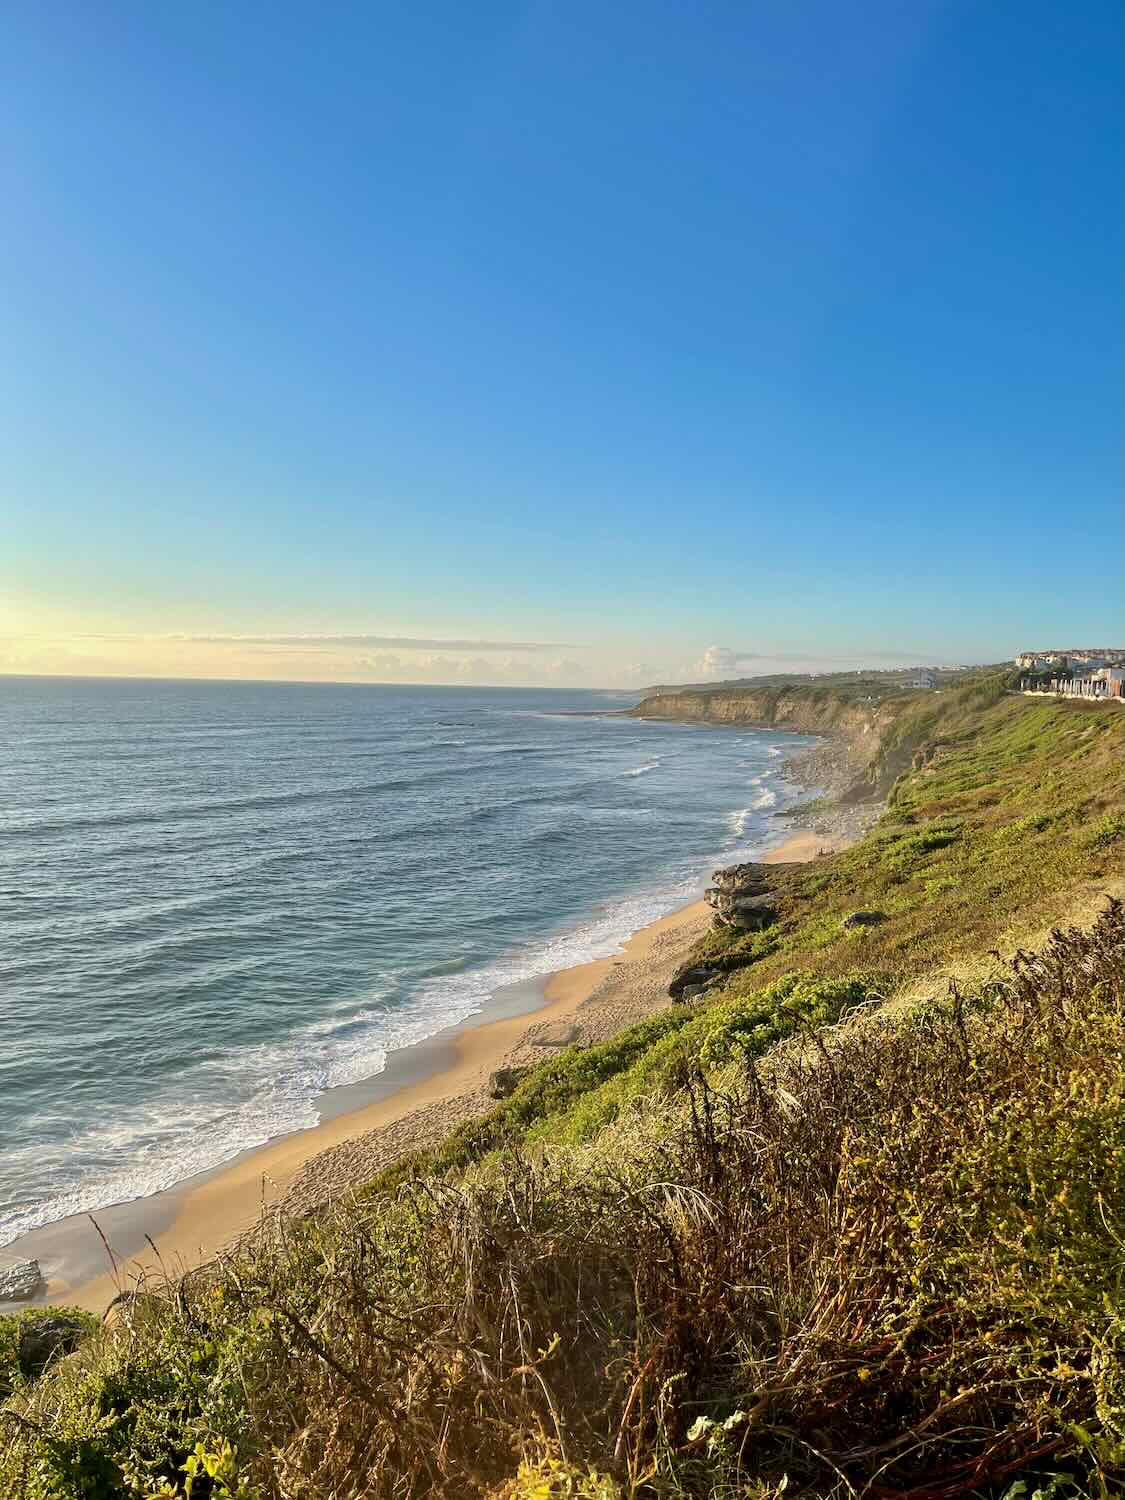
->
[462,743,545,755]
[623,761,659,777]
[725,786,778,837]
[725,807,754,837]
[0,872,703,1249]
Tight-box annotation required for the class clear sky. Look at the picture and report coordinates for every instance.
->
[2,0,1121,687]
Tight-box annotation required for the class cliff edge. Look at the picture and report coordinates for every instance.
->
[629,681,914,798]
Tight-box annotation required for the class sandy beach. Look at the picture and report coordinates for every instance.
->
[22,822,858,1316]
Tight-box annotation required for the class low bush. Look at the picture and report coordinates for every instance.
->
[4,907,1120,1499]
[0,1309,99,1399]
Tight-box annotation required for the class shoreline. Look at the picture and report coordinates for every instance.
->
[15,826,853,1317]
[27,898,718,1314]
[7,717,879,1316]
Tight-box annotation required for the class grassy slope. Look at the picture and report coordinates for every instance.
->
[2,679,1122,1500]
[689,678,1123,992]
[368,680,1123,1181]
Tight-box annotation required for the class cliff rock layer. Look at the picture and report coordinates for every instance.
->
[631,686,897,762]
[628,687,917,802]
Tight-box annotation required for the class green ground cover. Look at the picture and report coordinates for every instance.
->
[3,678,1121,1500]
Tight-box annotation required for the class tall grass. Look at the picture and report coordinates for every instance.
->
[3,681,1121,1500]
[3,906,1121,1499]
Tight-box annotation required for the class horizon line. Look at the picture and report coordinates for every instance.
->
[0,662,996,693]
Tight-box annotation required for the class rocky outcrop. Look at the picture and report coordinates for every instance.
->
[669,861,797,1002]
[488,1065,530,1099]
[842,910,886,929]
[17,1314,88,1375]
[629,685,907,794]
[704,860,785,931]
[668,965,723,1002]
[0,1254,43,1301]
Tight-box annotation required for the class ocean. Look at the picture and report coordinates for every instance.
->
[0,676,812,1248]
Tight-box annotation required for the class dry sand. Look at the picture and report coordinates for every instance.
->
[42,827,855,1315]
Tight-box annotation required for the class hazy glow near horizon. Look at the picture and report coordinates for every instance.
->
[0,624,954,690]
[3,1,1120,683]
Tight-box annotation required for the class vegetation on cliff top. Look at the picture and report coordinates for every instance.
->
[2,677,1122,1499]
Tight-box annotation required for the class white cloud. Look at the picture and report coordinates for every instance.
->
[695,645,744,679]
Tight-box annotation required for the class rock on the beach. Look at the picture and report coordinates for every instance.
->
[0,1254,44,1301]
[842,910,886,929]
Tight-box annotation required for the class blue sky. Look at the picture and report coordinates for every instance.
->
[2,0,1120,685]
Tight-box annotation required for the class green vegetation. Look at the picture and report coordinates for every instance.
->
[642,664,996,702]
[2,678,1121,1499]
[0,1309,98,1399]
[687,687,1123,1003]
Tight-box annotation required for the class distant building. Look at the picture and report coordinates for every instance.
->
[1091,667,1125,698]
[910,670,936,689]
[1018,665,1124,699]
[1016,648,1125,670]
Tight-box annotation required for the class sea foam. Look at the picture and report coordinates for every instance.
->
[0,679,816,1250]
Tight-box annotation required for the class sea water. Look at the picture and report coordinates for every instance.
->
[0,676,812,1245]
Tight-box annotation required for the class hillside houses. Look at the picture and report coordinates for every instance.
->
[1015,647,1125,672]
[1021,667,1124,700]
[1015,647,1125,700]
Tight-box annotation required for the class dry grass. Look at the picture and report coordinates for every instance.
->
[3,905,1121,1500]
[3,680,1121,1500]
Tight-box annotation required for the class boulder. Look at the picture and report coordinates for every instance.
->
[842,910,886,929]
[731,893,777,915]
[705,862,788,930]
[708,889,778,931]
[0,1255,43,1302]
[488,1065,530,1100]
[17,1314,89,1375]
[668,965,721,1001]
[710,862,772,894]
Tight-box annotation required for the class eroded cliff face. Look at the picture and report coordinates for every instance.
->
[629,688,903,773]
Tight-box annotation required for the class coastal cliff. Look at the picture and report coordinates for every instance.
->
[5,680,1123,1500]
[630,683,918,803]
[630,684,901,761]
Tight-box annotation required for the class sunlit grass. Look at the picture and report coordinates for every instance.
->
[3,680,1122,1500]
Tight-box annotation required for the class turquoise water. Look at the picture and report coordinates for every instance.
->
[0,677,811,1244]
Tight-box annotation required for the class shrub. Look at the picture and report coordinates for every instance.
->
[6,909,1119,1499]
[0,1307,98,1396]
[1084,809,1124,849]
